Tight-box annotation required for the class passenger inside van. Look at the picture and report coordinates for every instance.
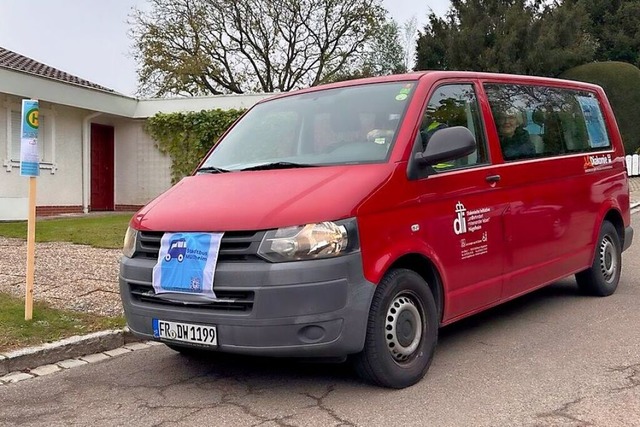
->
[417,96,483,169]
[497,108,536,160]
[419,119,448,149]
[540,110,565,155]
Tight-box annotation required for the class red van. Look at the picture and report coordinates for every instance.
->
[120,71,633,389]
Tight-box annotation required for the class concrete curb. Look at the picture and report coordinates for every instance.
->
[0,327,140,376]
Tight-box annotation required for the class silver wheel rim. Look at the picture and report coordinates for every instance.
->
[384,294,422,362]
[599,235,617,284]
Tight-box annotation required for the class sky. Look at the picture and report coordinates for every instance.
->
[0,0,451,97]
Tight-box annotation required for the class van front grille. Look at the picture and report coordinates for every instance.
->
[136,230,266,261]
[129,283,254,312]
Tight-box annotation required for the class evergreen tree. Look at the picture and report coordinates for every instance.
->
[415,0,595,77]
[566,0,640,66]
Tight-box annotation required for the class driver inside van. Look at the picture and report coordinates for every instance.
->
[366,115,400,145]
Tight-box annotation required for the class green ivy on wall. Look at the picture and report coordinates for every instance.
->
[144,109,245,184]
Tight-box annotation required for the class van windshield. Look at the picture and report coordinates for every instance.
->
[199,82,416,171]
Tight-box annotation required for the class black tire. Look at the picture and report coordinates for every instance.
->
[354,268,438,389]
[575,221,622,296]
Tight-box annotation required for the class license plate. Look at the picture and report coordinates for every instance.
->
[152,319,217,347]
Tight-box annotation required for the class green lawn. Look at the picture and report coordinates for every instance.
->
[0,213,132,249]
[0,292,125,352]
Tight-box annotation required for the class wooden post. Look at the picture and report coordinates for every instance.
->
[25,176,36,321]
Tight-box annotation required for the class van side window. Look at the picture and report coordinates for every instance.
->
[484,84,611,161]
[419,84,488,171]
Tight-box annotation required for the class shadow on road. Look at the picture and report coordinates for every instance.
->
[168,347,359,383]
[153,279,593,388]
[440,279,585,341]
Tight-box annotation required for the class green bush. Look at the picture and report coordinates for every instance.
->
[561,61,640,154]
[145,109,245,184]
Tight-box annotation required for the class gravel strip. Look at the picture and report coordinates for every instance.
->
[0,237,123,317]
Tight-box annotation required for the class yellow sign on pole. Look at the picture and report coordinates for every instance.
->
[20,99,39,321]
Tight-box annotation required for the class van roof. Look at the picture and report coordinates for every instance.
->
[259,71,604,104]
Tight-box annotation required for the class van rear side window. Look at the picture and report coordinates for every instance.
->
[484,84,611,161]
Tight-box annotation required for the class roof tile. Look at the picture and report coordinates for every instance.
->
[0,46,116,93]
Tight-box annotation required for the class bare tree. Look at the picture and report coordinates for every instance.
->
[401,16,418,71]
[130,0,387,96]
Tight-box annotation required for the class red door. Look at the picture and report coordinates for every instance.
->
[90,124,115,211]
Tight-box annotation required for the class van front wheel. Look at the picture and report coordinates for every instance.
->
[354,268,438,389]
[576,221,621,296]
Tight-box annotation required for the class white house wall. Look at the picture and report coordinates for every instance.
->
[0,65,270,219]
[114,119,172,207]
[0,97,85,213]
[44,105,84,205]
[0,96,28,217]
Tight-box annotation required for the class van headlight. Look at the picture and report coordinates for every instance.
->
[123,226,138,258]
[258,219,358,262]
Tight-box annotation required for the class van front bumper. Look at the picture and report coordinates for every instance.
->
[119,252,375,357]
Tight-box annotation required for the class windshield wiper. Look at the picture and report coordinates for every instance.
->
[240,162,317,171]
[196,166,231,174]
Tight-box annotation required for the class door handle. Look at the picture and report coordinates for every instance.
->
[485,174,501,183]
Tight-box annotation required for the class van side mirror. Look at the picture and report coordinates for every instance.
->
[416,126,476,166]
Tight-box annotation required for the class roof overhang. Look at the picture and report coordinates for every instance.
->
[0,67,137,116]
[0,67,273,118]
[133,93,272,118]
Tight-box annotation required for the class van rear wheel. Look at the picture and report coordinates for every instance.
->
[354,268,438,389]
[575,221,621,296]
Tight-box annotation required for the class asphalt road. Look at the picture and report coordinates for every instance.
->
[2,214,640,427]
